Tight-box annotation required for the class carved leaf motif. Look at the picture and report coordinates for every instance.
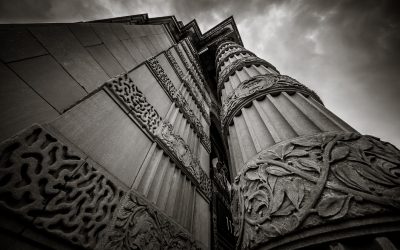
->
[330,146,350,163]
[292,138,321,149]
[286,179,304,210]
[333,163,369,192]
[317,194,348,218]
[265,166,291,176]
[245,169,261,181]
[270,182,285,214]
[273,198,295,216]
[287,149,309,158]
[296,159,321,173]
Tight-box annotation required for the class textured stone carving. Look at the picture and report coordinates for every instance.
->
[103,191,201,250]
[147,57,211,152]
[216,41,242,60]
[217,56,277,93]
[0,124,126,249]
[165,49,211,125]
[35,160,125,249]
[216,48,256,73]
[105,74,162,134]
[231,132,400,249]
[156,122,212,199]
[221,74,323,130]
[0,124,86,221]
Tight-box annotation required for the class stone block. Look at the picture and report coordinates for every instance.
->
[29,24,108,92]
[87,44,125,77]
[0,62,58,142]
[128,64,172,118]
[67,23,101,46]
[50,90,153,187]
[120,38,145,65]
[0,26,47,63]
[142,36,157,55]
[193,192,211,248]
[132,37,152,59]
[10,55,87,112]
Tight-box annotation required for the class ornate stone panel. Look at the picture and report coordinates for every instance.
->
[156,122,212,200]
[165,48,211,124]
[231,132,400,249]
[102,191,201,250]
[217,56,277,94]
[147,57,211,152]
[105,73,162,135]
[221,74,323,130]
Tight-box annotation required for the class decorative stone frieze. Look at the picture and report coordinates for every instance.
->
[105,74,162,134]
[102,191,201,250]
[221,74,323,130]
[216,41,242,60]
[175,44,211,106]
[217,56,278,94]
[147,57,211,152]
[165,49,211,125]
[105,73,211,199]
[231,132,400,249]
[216,48,256,73]
[156,122,212,200]
[0,124,126,249]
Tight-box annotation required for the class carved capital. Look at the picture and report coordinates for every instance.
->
[102,190,201,250]
[232,132,400,249]
[221,74,323,131]
[216,48,256,74]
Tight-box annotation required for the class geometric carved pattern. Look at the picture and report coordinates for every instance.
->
[103,191,201,250]
[105,73,211,198]
[105,74,162,134]
[232,132,400,249]
[156,122,212,200]
[221,74,323,131]
[0,124,125,249]
[147,57,211,153]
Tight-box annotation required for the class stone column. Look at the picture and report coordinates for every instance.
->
[216,41,400,249]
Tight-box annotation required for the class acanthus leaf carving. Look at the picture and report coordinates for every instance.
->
[232,132,400,249]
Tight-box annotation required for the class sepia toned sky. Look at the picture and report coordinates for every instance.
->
[1,0,399,147]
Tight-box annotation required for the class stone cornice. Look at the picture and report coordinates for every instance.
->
[217,56,278,95]
[146,57,212,153]
[221,74,323,131]
[165,48,211,125]
[105,73,211,199]
[232,131,400,249]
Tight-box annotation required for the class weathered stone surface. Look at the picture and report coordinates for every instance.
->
[87,44,125,77]
[101,190,201,250]
[0,63,58,142]
[232,132,400,249]
[10,55,87,112]
[68,23,101,47]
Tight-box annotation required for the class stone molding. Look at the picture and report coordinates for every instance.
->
[182,38,208,87]
[105,73,211,198]
[216,41,242,60]
[217,56,278,94]
[216,48,256,74]
[221,74,323,131]
[0,124,203,249]
[175,44,212,106]
[102,190,201,250]
[231,131,400,249]
[146,57,211,153]
[165,48,211,125]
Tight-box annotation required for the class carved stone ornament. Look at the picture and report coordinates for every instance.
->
[216,41,243,60]
[0,124,126,249]
[221,74,323,130]
[165,49,211,125]
[231,132,400,249]
[147,57,211,152]
[105,73,162,134]
[216,48,256,74]
[102,191,201,250]
[156,122,212,199]
[217,56,277,93]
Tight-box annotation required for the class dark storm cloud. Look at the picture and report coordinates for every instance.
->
[0,0,399,146]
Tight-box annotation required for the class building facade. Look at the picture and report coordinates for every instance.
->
[0,14,399,250]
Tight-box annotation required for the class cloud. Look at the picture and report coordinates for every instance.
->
[0,0,399,146]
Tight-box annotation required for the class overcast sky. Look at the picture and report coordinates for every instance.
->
[1,0,399,147]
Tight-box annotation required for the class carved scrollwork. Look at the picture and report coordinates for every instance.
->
[156,122,212,199]
[0,124,126,249]
[232,132,400,249]
[103,191,201,250]
[217,56,278,94]
[105,74,162,134]
[221,74,323,130]
[147,57,211,152]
